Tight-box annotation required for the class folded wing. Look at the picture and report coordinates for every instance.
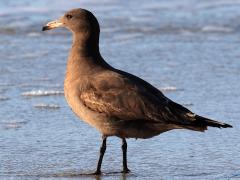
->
[80,71,194,124]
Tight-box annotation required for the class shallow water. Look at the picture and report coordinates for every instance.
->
[0,0,239,179]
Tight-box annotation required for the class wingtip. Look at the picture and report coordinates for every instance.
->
[221,123,233,128]
[195,115,233,129]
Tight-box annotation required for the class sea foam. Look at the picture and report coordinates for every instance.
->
[22,90,64,97]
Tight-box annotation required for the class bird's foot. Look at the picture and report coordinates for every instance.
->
[121,168,131,174]
[91,170,102,175]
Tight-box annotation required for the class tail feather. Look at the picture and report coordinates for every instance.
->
[167,100,232,131]
[194,115,232,128]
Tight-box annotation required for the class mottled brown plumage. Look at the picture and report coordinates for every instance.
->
[43,8,232,174]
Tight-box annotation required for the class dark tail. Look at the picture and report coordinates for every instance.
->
[195,115,232,128]
[168,100,232,131]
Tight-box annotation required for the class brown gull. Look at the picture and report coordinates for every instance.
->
[42,8,232,175]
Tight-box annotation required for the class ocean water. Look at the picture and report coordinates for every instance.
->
[0,0,239,179]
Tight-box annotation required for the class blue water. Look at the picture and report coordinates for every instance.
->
[0,0,239,179]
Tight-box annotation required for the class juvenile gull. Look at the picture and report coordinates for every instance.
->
[42,8,232,174]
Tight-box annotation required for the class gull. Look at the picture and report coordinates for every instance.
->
[42,8,232,175]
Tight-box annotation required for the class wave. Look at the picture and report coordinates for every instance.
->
[201,25,233,33]
[22,90,64,97]
[182,103,194,107]
[27,32,41,37]
[0,96,9,101]
[34,103,60,109]
[159,86,177,92]
[1,120,28,129]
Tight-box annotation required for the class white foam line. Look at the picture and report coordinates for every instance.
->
[22,90,64,97]
[1,120,28,129]
[0,96,9,101]
[159,86,177,92]
[34,104,60,109]
[201,25,233,33]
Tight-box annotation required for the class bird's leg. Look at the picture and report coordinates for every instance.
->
[121,138,130,173]
[93,135,107,175]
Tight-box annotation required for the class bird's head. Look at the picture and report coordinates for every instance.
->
[42,8,100,38]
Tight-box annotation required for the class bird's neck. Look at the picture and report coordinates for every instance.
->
[72,33,100,57]
[66,33,111,78]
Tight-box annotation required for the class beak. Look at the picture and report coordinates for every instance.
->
[42,19,63,31]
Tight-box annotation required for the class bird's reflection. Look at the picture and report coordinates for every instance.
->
[94,172,128,180]
[50,170,131,179]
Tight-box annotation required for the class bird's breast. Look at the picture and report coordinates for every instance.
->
[63,79,117,135]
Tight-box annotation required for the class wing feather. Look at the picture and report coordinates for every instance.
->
[80,70,196,124]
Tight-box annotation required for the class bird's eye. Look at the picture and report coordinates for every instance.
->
[66,14,73,19]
